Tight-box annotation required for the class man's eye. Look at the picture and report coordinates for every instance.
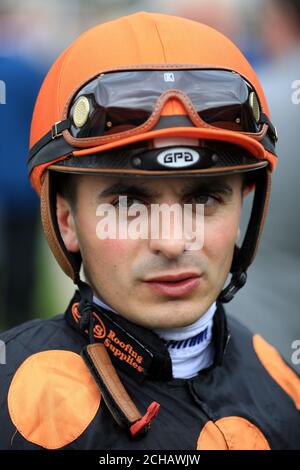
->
[191,194,221,206]
[113,196,145,208]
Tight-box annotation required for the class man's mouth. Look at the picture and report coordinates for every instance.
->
[143,272,201,297]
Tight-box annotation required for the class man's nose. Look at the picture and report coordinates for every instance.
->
[147,196,198,259]
[148,211,188,259]
[149,236,187,259]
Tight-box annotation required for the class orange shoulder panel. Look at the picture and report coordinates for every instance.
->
[253,334,300,410]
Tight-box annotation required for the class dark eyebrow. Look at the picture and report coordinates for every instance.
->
[97,182,160,200]
[181,180,234,196]
[97,179,234,201]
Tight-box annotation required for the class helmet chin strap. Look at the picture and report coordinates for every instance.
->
[218,166,271,303]
[76,278,95,339]
[218,269,248,303]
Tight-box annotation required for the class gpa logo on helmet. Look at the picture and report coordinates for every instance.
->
[157,148,200,169]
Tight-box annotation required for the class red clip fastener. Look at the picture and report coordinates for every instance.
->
[130,401,160,437]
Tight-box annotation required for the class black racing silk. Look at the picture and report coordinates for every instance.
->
[0,292,299,450]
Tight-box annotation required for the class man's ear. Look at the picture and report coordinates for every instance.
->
[56,194,80,252]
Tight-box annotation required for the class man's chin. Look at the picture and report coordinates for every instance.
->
[125,305,208,330]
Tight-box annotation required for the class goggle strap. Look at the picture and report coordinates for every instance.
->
[28,118,71,166]
[260,112,278,143]
[27,135,76,176]
[27,113,277,176]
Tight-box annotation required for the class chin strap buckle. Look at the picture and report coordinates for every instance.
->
[218,271,247,303]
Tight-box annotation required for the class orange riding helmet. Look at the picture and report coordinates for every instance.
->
[27,12,278,302]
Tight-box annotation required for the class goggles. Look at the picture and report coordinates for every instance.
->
[27,68,277,175]
[67,68,277,141]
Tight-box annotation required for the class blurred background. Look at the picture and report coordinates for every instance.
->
[0,0,299,371]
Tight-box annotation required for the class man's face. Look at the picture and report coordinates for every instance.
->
[57,173,243,329]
